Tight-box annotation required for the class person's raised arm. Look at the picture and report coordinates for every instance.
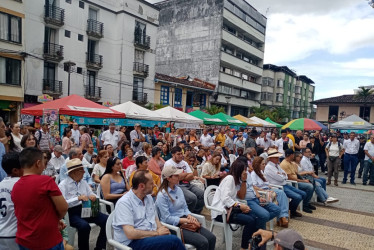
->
[236,171,247,200]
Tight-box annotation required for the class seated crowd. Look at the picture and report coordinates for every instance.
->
[0,119,343,250]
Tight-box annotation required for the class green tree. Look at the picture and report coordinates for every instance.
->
[204,105,225,115]
[250,106,289,123]
[142,103,166,110]
[355,87,374,121]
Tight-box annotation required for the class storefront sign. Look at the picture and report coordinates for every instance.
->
[174,122,201,129]
[37,94,53,103]
[60,115,123,125]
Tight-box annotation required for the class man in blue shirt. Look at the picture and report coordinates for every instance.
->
[113,170,184,250]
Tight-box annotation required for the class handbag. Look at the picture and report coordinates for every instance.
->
[179,219,201,244]
[225,205,242,231]
[329,156,338,162]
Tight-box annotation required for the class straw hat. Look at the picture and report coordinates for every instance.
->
[66,158,84,173]
[267,148,283,158]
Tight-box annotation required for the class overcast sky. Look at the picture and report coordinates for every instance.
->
[147,0,374,100]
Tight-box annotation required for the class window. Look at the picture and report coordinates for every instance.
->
[65,0,72,3]
[133,78,144,101]
[0,12,21,43]
[276,94,283,102]
[160,86,169,105]
[65,30,71,38]
[277,79,284,88]
[174,88,182,107]
[233,70,241,78]
[186,91,194,107]
[360,106,371,121]
[219,84,231,94]
[78,34,84,41]
[0,57,21,85]
[295,86,301,94]
[200,94,206,107]
[79,1,84,9]
[242,74,248,80]
[262,77,274,87]
[261,92,273,101]
[76,67,82,74]
[43,62,56,82]
[232,88,240,96]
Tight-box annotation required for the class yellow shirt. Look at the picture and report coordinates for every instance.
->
[280,160,298,180]
[215,133,226,147]
[129,169,160,196]
[287,134,295,150]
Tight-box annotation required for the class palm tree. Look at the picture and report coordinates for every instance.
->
[204,105,225,115]
[355,87,374,121]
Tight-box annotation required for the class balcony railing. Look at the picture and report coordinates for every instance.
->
[43,42,64,61]
[133,62,149,78]
[85,85,101,100]
[132,92,148,103]
[86,53,103,69]
[43,79,62,96]
[134,34,150,50]
[44,5,65,27]
[87,19,104,38]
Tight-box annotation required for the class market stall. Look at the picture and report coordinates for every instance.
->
[265,117,282,128]
[233,115,263,127]
[330,114,374,131]
[211,113,247,129]
[188,110,227,126]
[249,116,277,128]
[154,106,203,129]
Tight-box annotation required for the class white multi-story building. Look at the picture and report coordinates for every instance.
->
[23,0,159,107]
[0,0,25,123]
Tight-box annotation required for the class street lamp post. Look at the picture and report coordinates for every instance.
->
[225,96,231,115]
[64,61,76,96]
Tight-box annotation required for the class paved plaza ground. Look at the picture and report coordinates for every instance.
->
[79,171,374,250]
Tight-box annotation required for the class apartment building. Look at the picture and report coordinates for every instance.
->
[262,64,315,120]
[0,0,25,123]
[23,0,159,108]
[155,0,266,116]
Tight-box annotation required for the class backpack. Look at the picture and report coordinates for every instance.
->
[326,141,342,151]
[35,130,43,145]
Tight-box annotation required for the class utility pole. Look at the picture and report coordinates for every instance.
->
[64,61,76,96]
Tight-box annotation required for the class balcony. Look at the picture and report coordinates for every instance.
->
[86,53,103,70]
[44,5,65,27]
[220,52,263,76]
[133,62,149,78]
[85,85,101,101]
[132,92,148,104]
[43,79,62,96]
[43,42,64,62]
[87,19,104,39]
[134,34,151,50]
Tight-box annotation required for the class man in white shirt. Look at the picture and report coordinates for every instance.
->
[164,146,204,213]
[342,132,360,185]
[0,152,23,249]
[363,135,374,185]
[200,129,213,147]
[257,136,274,151]
[101,123,120,152]
[59,158,108,250]
[130,124,145,153]
[49,145,65,173]
[274,130,293,162]
[83,144,96,164]
[71,123,81,146]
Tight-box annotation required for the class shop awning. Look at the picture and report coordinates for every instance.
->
[188,110,227,125]
[233,115,263,127]
[211,113,247,126]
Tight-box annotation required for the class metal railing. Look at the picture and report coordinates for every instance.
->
[43,42,64,60]
[87,19,104,38]
[86,53,103,68]
[132,92,147,103]
[133,62,149,77]
[134,34,150,49]
[44,5,65,26]
[43,79,62,95]
[85,85,101,99]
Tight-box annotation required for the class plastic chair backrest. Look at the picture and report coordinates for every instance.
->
[204,185,218,208]
[106,211,115,241]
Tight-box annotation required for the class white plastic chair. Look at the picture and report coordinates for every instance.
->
[65,198,114,246]
[204,185,241,250]
[106,211,132,250]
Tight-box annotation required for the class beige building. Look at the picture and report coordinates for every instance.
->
[262,64,315,121]
[0,0,25,123]
[312,95,374,123]
[154,73,215,112]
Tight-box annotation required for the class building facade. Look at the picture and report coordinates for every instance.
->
[154,73,215,112]
[313,95,374,123]
[22,0,159,109]
[262,64,315,120]
[155,0,266,116]
[0,0,25,123]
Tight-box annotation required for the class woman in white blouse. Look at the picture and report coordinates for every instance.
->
[92,150,109,183]
[10,123,23,152]
[325,134,343,186]
[251,156,289,228]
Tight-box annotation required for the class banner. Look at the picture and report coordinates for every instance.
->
[60,115,166,127]
[43,109,60,146]
[174,122,201,129]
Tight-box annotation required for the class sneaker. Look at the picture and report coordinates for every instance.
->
[324,171,328,175]
[326,197,339,203]
[342,180,347,184]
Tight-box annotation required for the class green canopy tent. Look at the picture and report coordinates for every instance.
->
[188,110,228,125]
[265,117,282,128]
[211,112,247,127]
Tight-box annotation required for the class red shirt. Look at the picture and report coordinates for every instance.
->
[12,175,63,249]
[122,157,135,169]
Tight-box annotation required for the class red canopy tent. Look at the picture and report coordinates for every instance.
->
[21,95,125,118]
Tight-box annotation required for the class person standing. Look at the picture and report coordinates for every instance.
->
[79,126,92,153]
[71,123,81,147]
[342,132,360,185]
[274,130,293,163]
[285,128,295,151]
[325,134,344,186]
[363,135,374,186]
[101,123,120,152]
[10,123,23,152]
[294,130,303,152]
[130,124,145,153]
[199,129,213,148]
[62,128,72,158]
[357,136,366,179]
[0,117,8,182]
[35,123,52,151]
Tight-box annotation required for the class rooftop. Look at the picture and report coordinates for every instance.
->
[155,73,216,91]
[312,94,374,104]
[263,64,315,84]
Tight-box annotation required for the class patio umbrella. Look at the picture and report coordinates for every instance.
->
[265,117,282,128]
[282,118,328,131]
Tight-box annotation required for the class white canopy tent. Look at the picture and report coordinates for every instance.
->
[330,114,374,130]
[111,101,169,121]
[249,116,277,128]
[154,106,203,124]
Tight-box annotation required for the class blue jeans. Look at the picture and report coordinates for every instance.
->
[297,182,314,206]
[315,177,326,190]
[319,153,327,172]
[314,180,329,202]
[363,160,374,184]
[272,188,289,219]
[343,153,358,183]
[358,158,365,176]
[68,206,108,250]
[19,241,63,250]
[246,198,281,229]
[128,235,185,250]
[283,185,305,212]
